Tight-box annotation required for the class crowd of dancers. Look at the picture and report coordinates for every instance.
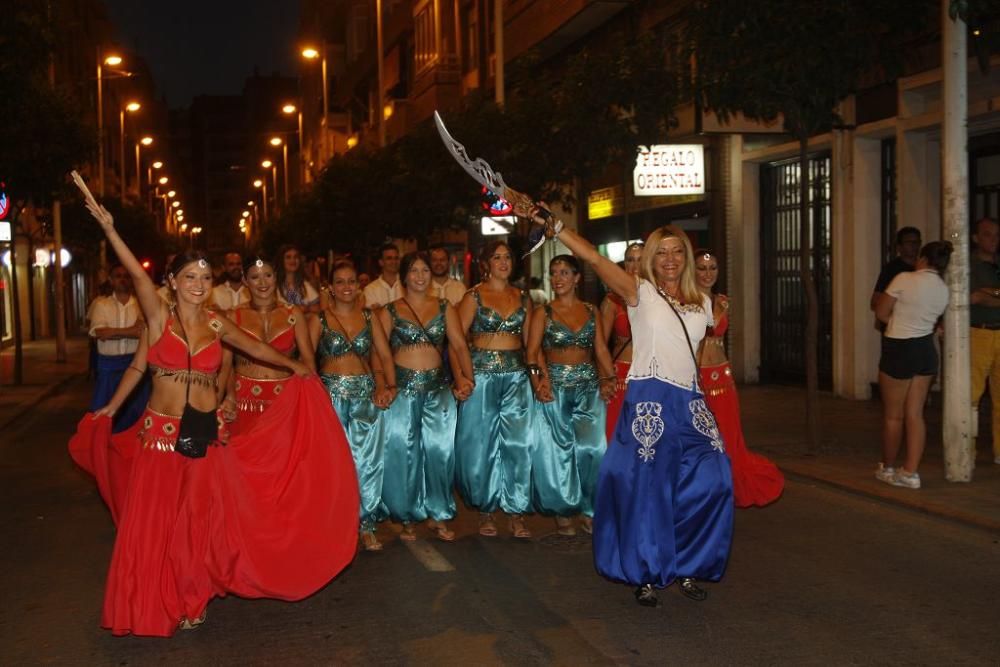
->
[70,194,784,636]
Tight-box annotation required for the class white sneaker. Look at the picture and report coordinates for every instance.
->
[875,463,896,484]
[890,470,921,489]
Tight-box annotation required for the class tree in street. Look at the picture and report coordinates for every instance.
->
[687,0,934,450]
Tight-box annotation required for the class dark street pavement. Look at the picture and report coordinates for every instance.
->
[1,343,999,665]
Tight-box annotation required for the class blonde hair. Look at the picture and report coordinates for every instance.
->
[640,225,702,306]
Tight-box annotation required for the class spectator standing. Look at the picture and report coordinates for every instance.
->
[428,244,467,305]
[277,244,321,313]
[969,216,1000,466]
[211,252,250,311]
[362,243,403,308]
[874,242,953,488]
[87,264,149,432]
[871,227,922,315]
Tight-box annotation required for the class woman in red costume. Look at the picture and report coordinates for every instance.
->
[694,250,784,508]
[69,199,359,637]
[599,242,644,443]
[222,255,317,436]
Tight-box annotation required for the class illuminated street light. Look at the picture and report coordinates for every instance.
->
[282,103,297,115]
[125,101,141,112]
[167,189,176,198]
[241,211,250,218]
[152,160,163,169]
[247,200,254,206]
[176,209,184,216]
[301,47,319,59]
[179,223,188,232]
[172,201,180,208]
[261,159,273,169]
[140,136,153,146]
[270,136,283,147]
[120,101,142,204]
[158,176,169,185]
[301,45,328,161]
[253,179,263,188]
[346,136,358,149]
[104,54,123,67]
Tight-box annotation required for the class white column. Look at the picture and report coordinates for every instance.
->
[941,0,974,482]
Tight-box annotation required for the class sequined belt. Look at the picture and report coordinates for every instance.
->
[396,365,447,394]
[137,407,229,453]
[234,374,288,413]
[320,372,375,400]
[471,347,525,374]
[547,362,598,390]
[699,362,735,397]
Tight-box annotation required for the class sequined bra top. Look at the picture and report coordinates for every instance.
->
[543,304,596,349]
[147,312,223,374]
[387,300,447,349]
[317,310,372,359]
[469,289,526,336]
[233,305,297,355]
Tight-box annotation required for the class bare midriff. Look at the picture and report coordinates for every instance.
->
[471,331,522,351]
[393,342,441,372]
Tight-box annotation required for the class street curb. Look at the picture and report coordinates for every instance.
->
[0,372,87,432]
[779,463,1000,535]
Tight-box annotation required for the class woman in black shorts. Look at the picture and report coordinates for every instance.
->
[874,241,953,489]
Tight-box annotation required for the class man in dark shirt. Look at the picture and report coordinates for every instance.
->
[969,216,1000,465]
[871,226,922,313]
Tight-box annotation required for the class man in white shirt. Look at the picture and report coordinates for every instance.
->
[362,243,403,308]
[429,244,467,305]
[88,264,149,431]
[211,252,250,311]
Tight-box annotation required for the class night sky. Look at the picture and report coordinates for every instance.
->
[103,0,301,107]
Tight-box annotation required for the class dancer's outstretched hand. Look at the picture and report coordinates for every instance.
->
[92,404,117,419]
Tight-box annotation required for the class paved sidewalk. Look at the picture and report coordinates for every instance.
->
[0,336,90,430]
[740,384,1000,533]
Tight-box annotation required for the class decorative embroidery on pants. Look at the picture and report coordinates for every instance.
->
[689,398,724,452]
[632,401,664,463]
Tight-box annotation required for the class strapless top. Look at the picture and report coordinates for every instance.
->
[318,310,373,359]
[388,300,447,349]
[234,305,297,355]
[148,312,223,373]
[608,293,631,339]
[469,289,526,336]
[542,304,596,349]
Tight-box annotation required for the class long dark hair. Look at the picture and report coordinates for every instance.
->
[479,240,510,278]
[275,244,308,293]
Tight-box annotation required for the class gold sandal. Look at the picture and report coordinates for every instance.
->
[479,513,498,537]
[509,515,532,539]
[361,531,383,551]
[555,516,576,537]
[400,523,418,541]
[428,520,456,542]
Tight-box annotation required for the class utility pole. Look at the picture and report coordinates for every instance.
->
[941,0,973,482]
[48,1,66,362]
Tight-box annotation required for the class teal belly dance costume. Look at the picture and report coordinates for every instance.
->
[455,289,536,514]
[532,305,607,517]
[317,310,388,533]
[381,300,457,523]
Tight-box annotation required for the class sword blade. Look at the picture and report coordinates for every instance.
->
[433,111,511,195]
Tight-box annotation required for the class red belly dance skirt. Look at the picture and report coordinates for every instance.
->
[231,374,288,436]
[699,362,784,508]
[68,376,360,637]
[605,361,631,444]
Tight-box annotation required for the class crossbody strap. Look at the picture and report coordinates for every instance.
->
[171,311,194,405]
[400,298,445,364]
[653,287,701,389]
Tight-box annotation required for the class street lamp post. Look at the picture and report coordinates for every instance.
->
[301,45,328,164]
[270,137,289,204]
[135,136,153,200]
[148,160,163,213]
[119,101,141,205]
[254,178,268,223]
[283,103,306,187]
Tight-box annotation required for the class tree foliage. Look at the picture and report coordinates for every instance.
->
[0,0,94,204]
[264,33,684,261]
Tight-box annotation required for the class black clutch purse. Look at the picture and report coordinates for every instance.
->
[175,403,217,459]
[173,313,218,459]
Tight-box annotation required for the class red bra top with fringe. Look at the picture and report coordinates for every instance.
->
[148,312,224,373]
[234,305,297,355]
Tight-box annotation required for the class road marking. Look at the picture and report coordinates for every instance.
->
[403,540,456,572]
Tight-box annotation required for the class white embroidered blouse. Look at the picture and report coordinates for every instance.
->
[626,279,714,391]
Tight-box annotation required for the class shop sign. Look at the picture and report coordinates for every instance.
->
[481,216,515,236]
[587,186,623,220]
[633,145,705,196]
[0,221,10,242]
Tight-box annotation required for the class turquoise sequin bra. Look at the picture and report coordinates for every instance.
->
[469,289,526,336]
[542,304,596,349]
[387,300,447,350]
[317,310,372,360]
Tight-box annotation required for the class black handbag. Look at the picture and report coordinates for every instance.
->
[173,314,218,459]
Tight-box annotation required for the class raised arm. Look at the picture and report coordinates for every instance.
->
[81,202,167,332]
[530,206,637,305]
